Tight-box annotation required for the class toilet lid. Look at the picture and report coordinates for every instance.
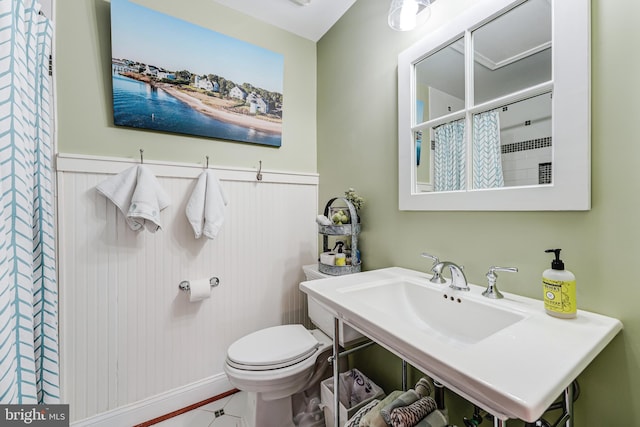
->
[227,325,321,370]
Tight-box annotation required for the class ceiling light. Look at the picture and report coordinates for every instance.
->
[290,0,312,5]
[388,0,432,31]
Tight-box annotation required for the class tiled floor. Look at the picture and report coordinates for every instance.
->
[154,392,248,427]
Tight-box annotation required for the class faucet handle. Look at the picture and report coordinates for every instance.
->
[421,252,439,263]
[488,266,518,275]
[421,253,445,284]
[483,266,518,299]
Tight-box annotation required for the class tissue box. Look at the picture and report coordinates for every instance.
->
[320,369,384,427]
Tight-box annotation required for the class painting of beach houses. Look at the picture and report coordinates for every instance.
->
[110,0,283,147]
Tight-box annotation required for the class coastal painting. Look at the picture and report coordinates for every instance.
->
[110,0,283,147]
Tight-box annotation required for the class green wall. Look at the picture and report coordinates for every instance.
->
[56,0,317,172]
[318,0,639,425]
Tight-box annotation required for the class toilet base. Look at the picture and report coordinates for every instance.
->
[243,392,295,427]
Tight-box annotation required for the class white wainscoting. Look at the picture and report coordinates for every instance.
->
[56,154,319,423]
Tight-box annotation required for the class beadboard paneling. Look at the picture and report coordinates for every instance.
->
[57,162,318,422]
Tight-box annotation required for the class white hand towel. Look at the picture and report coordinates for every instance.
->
[96,165,138,216]
[186,169,228,239]
[128,165,171,232]
[96,165,170,232]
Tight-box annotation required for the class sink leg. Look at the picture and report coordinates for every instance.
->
[494,418,506,427]
[402,360,408,391]
[333,317,341,427]
[433,380,445,410]
[564,383,574,427]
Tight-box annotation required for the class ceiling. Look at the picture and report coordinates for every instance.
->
[212,0,357,42]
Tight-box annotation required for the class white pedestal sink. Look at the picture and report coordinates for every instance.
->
[300,267,622,423]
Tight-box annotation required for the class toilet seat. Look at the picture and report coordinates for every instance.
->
[227,325,321,371]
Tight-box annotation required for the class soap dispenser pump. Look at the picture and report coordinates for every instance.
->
[542,249,577,318]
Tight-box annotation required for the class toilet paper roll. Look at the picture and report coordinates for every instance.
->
[320,252,336,266]
[188,278,211,302]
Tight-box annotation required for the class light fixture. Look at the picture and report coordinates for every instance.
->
[290,0,312,5]
[388,0,432,31]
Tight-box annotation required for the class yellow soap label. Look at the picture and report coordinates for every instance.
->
[543,278,576,314]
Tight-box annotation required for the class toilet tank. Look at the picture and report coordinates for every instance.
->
[303,264,365,347]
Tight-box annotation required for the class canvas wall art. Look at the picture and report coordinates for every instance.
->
[110,0,284,147]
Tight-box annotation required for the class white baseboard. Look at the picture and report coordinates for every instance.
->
[71,374,233,427]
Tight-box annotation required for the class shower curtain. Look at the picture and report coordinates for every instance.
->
[0,0,58,404]
[473,110,504,189]
[433,119,466,191]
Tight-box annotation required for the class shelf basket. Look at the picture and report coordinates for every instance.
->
[319,197,361,276]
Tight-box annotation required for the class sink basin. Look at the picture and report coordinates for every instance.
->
[340,278,525,344]
[300,267,622,422]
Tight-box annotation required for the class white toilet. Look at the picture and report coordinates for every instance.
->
[224,264,363,427]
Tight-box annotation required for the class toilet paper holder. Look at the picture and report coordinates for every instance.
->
[178,277,220,291]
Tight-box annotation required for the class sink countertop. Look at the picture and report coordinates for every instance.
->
[300,267,622,422]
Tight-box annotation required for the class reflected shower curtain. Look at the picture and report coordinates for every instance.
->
[433,119,466,191]
[0,0,58,403]
[473,110,504,189]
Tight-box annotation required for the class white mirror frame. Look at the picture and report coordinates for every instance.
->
[398,0,590,211]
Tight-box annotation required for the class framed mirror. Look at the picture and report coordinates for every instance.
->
[398,0,590,211]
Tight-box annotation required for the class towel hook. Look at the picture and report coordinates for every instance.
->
[257,160,263,181]
[139,149,144,164]
[205,155,209,169]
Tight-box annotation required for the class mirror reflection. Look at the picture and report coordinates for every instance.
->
[472,93,552,189]
[473,0,551,104]
[413,0,552,193]
[416,93,551,191]
[414,39,464,125]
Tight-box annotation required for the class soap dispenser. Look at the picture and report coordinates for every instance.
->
[542,249,577,318]
[333,241,346,266]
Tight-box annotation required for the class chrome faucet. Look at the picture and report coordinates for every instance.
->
[421,252,445,284]
[432,261,469,291]
[482,266,518,299]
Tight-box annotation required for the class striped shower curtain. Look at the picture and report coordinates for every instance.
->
[473,110,504,189]
[0,0,59,404]
[433,119,466,191]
